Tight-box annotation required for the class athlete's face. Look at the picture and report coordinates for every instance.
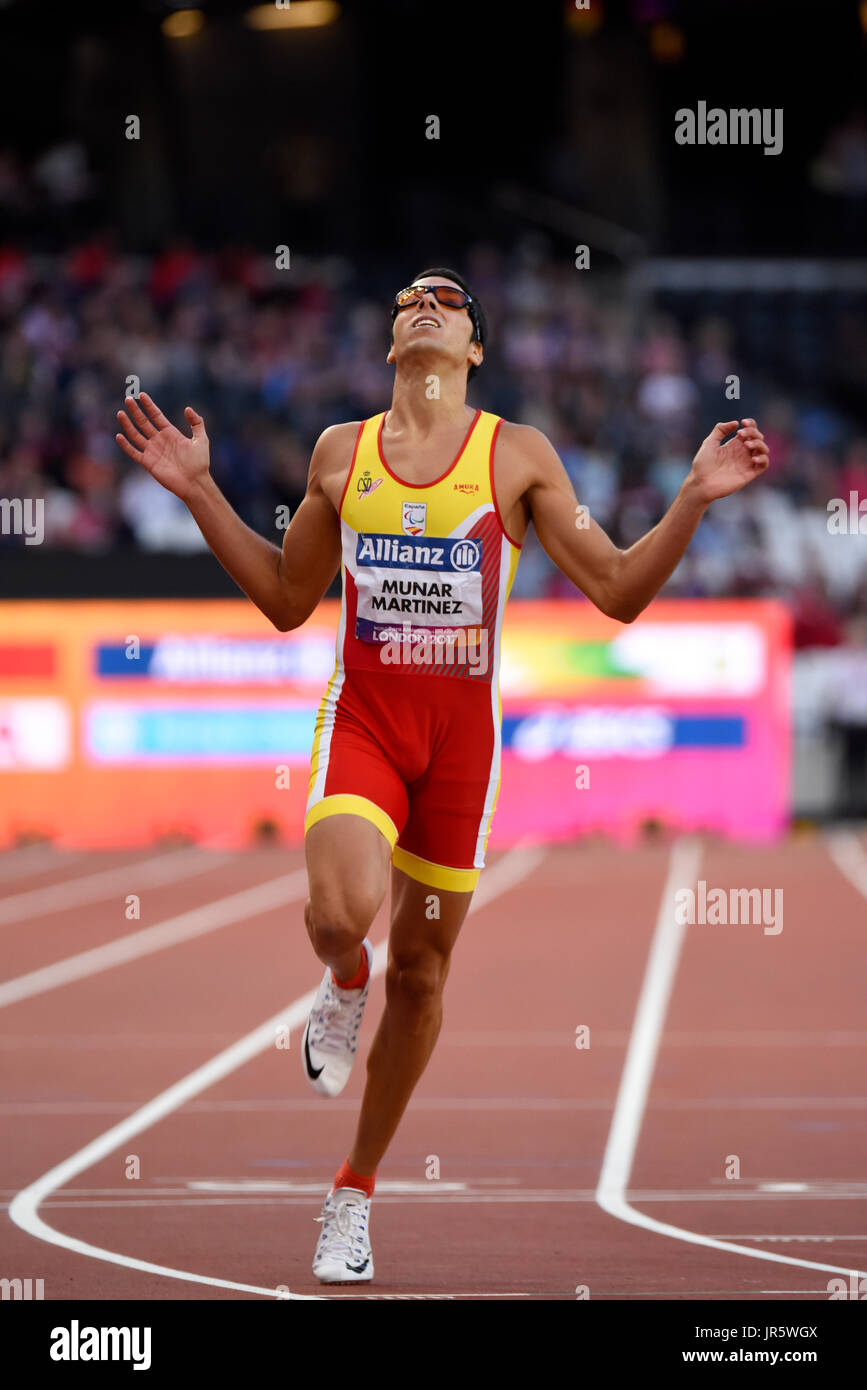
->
[388,278,483,379]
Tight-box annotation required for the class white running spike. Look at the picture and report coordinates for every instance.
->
[302,939,373,1097]
[312,1187,374,1283]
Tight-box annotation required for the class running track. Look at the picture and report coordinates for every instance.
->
[2,831,866,1301]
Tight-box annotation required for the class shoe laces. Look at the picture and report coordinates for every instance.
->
[309,978,366,1055]
[315,1191,369,1263]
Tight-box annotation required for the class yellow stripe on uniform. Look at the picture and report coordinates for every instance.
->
[392,846,481,893]
[305,793,399,848]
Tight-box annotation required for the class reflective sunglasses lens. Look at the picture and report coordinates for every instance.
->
[433,286,469,307]
[395,284,469,309]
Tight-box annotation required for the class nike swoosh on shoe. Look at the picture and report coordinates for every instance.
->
[303,1027,324,1080]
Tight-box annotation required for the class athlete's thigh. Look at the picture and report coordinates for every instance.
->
[395,679,497,890]
[305,814,392,928]
[387,864,474,971]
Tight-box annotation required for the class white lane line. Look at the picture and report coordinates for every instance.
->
[595,837,867,1281]
[0,847,232,927]
[8,842,546,1299]
[0,871,308,1010]
[321,1285,855,1299]
[9,991,323,1300]
[709,1235,863,1242]
[321,1292,530,1300]
[188,1179,469,1193]
[23,1189,867,1207]
[441,1028,867,1048]
[826,829,867,899]
[0,1033,248,1049]
[5,1095,867,1115]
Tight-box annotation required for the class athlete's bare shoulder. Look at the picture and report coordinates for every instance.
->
[495,420,561,486]
[308,420,363,511]
[490,419,562,542]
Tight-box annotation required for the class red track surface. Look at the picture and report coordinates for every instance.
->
[2,833,866,1301]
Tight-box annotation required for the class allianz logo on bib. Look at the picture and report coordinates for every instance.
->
[356,534,482,572]
[354,532,484,643]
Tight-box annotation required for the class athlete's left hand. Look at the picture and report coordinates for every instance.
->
[687,418,770,504]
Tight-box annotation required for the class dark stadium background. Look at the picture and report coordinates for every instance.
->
[1,0,866,818]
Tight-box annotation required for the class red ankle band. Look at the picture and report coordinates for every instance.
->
[333,948,369,992]
[333,1158,376,1198]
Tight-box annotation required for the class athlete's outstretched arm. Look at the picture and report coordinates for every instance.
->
[522,418,769,622]
[116,393,344,630]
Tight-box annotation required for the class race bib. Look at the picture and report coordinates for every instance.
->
[354,532,483,644]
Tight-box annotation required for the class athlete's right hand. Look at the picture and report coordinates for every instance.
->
[115,392,210,502]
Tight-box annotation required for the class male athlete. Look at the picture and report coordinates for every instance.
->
[116,267,769,1284]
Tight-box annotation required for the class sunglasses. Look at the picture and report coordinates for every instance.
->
[393,282,474,311]
[391,282,483,345]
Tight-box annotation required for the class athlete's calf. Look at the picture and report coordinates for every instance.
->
[347,874,471,1174]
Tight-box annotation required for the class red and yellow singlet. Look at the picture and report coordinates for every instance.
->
[305,408,521,891]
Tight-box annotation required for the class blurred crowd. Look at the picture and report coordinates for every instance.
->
[1,235,867,651]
